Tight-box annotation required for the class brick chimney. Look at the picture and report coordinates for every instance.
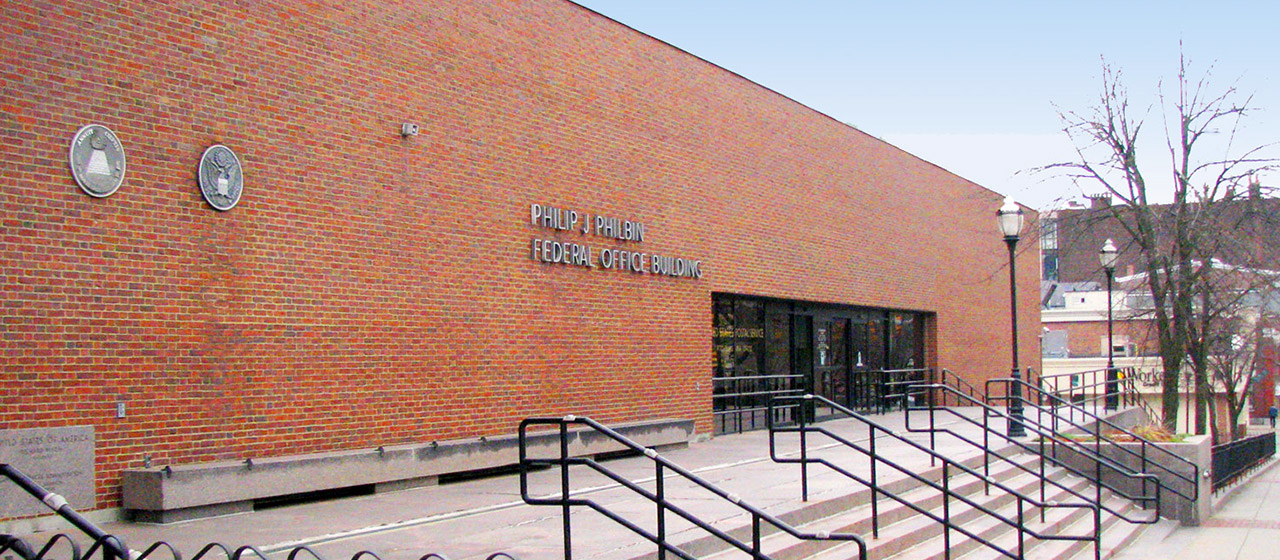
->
[1088,194,1112,209]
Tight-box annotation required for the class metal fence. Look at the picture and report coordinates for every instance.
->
[1211,432,1277,492]
[0,534,516,560]
[2,463,517,560]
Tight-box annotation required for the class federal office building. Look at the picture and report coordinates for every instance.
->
[1,0,1041,522]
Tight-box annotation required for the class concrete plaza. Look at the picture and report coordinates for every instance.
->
[8,410,1278,560]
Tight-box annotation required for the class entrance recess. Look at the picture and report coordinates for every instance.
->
[712,294,929,434]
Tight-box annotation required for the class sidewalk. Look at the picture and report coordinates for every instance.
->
[1113,429,1280,560]
[13,412,1277,560]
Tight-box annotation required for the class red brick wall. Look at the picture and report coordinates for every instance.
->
[1,0,1040,510]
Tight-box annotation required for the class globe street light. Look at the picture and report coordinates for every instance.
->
[997,197,1026,437]
[1101,238,1119,411]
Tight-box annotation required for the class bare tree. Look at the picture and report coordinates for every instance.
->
[1195,264,1280,441]
[1047,54,1278,432]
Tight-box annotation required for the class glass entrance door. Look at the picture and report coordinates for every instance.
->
[847,321,872,410]
[813,317,849,417]
[815,314,884,413]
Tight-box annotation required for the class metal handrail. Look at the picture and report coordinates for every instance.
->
[518,415,867,560]
[903,384,1160,524]
[0,533,512,560]
[1036,368,1139,418]
[713,388,807,400]
[987,377,1199,502]
[1,464,132,560]
[768,394,1099,560]
[878,368,932,414]
[937,368,983,408]
[712,374,807,383]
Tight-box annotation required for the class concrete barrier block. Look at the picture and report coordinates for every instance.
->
[123,418,694,523]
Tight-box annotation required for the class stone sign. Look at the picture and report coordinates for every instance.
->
[0,426,95,517]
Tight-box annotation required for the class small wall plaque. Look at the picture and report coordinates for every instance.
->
[69,125,126,197]
[198,145,244,211]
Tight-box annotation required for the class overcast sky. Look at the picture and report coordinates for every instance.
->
[571,1,1280,210]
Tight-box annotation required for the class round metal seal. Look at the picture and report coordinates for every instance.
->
[68,125,126,197]
[198,145,244,211]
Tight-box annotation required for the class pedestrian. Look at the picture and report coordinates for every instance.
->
[1269,405,1278,429]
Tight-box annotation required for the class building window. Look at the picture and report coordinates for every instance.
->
[1042,251,1059,282]
[1041,218,1059,281]
[1042,330,1069,359]
[1101,335,1132,357]
[1125,293,1155,310]
[1041,218,1058,250]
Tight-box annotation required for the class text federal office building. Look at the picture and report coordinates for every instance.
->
[1,0,1040,520]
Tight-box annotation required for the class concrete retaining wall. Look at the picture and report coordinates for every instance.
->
[123,418,694,523]
[1042,435,1210,525]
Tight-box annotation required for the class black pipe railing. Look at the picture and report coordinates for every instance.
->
[875,367,931,414]
[987,377,1199,503]
[0,533,514,560]
[768,394,1099,560]
[903,384,1160,525]
[712,373,807,433]
[1035,368,1140,423]
[1,464,132,560]
[1211,432,1277,492]
[518,415,866,560]
[935,368,983,408]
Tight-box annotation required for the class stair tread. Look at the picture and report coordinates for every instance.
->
[954,495,1140,560]
[876,479,1116,560]
[642,455,1050,560]
[772,472,1099,560]
[627,433,1167,560]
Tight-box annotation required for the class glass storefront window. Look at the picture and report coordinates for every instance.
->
[712,294,930,434]
[889,312,923,370]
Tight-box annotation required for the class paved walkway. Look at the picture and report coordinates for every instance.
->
[1114,431,1280,560]
[13,409,1013,560]
[9,412,1279,560]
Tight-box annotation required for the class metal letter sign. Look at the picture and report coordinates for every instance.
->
[198,145,244,211]
[69,125,126,197]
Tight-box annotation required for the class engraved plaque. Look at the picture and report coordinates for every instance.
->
[198,145,244,211]
[0,426,96,517]
[68,125,126,197]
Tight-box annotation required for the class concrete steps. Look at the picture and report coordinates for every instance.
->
[941,492,1136,560]
[624,449,1155,560]
[872,465,1099,560]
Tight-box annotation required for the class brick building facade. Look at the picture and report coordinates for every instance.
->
[1,1,1040,518]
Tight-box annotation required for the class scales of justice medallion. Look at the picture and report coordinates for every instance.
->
[69,125,126,197]
[198,145,244,211]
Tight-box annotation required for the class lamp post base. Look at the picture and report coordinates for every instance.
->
[1007,367,1026,438]
[1105,365,1119,411]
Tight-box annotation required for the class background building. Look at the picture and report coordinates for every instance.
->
[1041,195,1280,436]
[1,0,1040,522]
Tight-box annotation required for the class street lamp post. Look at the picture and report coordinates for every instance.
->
[1101,239,1119,411]
[997,197,1026,438]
